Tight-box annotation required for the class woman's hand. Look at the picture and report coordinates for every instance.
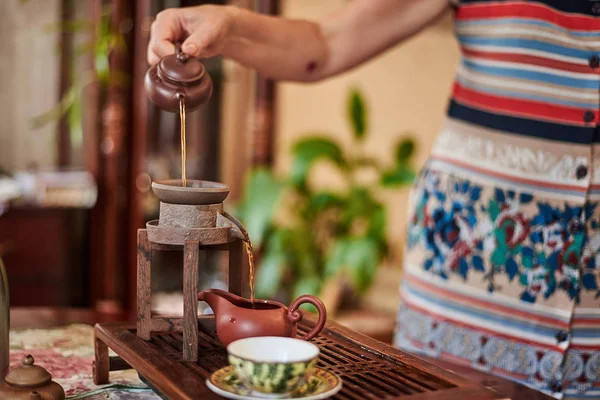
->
[147,5,237,65]
[147,0,450,82]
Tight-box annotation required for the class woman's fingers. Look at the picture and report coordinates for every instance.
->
[147,39,176,65]
[181,27,216,58]
[181,7,233,58]
[147,9,185,65]
[147,5,234,64]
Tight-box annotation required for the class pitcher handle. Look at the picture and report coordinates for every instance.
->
[287,295,327,341]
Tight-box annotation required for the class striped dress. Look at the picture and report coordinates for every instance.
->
[394,1,600,399]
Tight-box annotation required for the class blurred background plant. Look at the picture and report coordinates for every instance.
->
[236,88,416,313]
[29,3,126,146]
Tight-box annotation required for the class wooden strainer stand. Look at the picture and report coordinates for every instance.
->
[137,179,249,362]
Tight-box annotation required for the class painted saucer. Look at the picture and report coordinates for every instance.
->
[206,366,342,400]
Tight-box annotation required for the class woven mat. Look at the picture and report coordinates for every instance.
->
[10,325,160,399]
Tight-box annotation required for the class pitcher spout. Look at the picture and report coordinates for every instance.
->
[197,289,224,314]
[197,288,249,314]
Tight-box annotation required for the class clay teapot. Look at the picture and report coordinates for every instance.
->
[0,355,65,399]
[144,48,213,112]
[198,289,327,346]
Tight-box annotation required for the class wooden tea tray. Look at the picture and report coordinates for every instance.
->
[93,314,508,400]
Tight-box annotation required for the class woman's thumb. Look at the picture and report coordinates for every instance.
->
[182,30,211,58]
[181,23,222,58]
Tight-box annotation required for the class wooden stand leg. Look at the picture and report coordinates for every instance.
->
[93,334,109,384]
[183,240,200,362]
[228,239,248,297]
[137,229,152,340]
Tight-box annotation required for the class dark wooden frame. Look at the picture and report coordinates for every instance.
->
[46,0,280,319]
[135,228,247,362]
[93,314,508,400]
[250,0,279,167]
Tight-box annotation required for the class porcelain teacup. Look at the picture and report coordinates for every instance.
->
[227,336,319,398]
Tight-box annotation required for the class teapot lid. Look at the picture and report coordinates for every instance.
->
[157,52,206,84]
[5,355,52,388]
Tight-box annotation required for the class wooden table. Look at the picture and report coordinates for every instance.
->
[10,307,128,329]
[93,314,552,400]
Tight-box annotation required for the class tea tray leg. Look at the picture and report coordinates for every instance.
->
[228,239,248,297]
[93,334,109,384]
[137,229,152,340]
[183,240,200,362]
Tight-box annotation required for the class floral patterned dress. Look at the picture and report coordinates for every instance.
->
[394,1,600,399]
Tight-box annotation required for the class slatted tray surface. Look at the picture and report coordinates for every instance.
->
[94,316,503,400]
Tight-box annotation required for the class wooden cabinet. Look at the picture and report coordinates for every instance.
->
[0,207,88,307]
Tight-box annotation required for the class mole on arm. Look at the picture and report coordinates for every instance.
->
[306,61,317,73]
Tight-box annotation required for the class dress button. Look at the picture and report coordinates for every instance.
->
[590,55,600,69]
[550,380,563,393]
[576,165,589,179]
[584,110,595,123]
[555,330,569,342]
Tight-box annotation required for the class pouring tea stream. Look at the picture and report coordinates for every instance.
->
[145,49,325,319]
[145,49,265,303]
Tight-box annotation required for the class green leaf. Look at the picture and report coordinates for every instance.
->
[366,204,387,245]
[31,105,63,129]
[42,20,95,33]
[352,156,381,171]
[291,137,345,187]
[325,237,380,293]
[293,276,321,297]
[285,227,319,276]
[348,89,367,140]
[237,168,286,246]
[95,51,109,82]
[255,248,285,298]
[94,18,112,84]
[339,187,377,231]
[74,41,95,58]
[381,164,416,186]
[395,138,415,163]
[344,237,380,293]
[304,192,343,218]
[31,84,78,129]
[68,94,83,147]
[324,239,350,278]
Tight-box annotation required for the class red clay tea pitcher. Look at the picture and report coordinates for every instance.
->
[198,289,327,346]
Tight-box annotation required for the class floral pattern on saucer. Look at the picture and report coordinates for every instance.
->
[208,366,341,399]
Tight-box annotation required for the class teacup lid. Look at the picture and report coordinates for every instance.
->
[157,52,206,84]
[5,355,52,388]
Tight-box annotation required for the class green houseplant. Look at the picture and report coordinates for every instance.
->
[31,4,125,146]
[236,89,417,311]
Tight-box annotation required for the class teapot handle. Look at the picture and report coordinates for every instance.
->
[287,295,327,341]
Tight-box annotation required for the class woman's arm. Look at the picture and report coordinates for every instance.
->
[148,0,450,82]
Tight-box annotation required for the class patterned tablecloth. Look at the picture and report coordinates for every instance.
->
[10,325,161,399]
